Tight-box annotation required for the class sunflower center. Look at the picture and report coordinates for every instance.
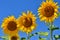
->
[7,21,17,31]
[23,17,32,27]
[44,6,54,17]
[11,36,17,40]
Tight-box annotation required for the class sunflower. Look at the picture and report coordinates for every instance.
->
[1,16,19,35]
[17,11,36,34]
[38,0,59,22]
[9,34,20,40]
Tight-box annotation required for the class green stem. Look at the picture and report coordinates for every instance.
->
[27,33,30,40]
[50,27,53,40]
[50,23,53,40]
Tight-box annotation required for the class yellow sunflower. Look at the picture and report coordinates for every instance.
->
[1,16,19,35]
[38,0,59,22]
[9,34,20,40]
[17,11,36,34]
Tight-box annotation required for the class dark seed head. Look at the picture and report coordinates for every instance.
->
[7,21,17,31]
[23,17,32,28]
[44,6,54,17]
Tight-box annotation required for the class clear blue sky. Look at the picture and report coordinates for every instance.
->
[0,0,60,40]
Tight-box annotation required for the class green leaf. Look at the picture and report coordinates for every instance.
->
[3,38,8,40]
[54,35,60,39]
[39,38,46,40]
[29,34,34,37]
[38,32,48,36]
[21,37,26,40]
[0,36,9,40]
[48,25,59,31]
[51,25,59,30]
[35,32,38,35]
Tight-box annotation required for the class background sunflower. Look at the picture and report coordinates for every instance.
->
[17,11,36,34]
[9,34,20,40]
[1,16,19,35]
[38,0,59,22]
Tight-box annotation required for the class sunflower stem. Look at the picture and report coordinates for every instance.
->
[27,33,30,40]
[50,22,53,40]
[50,27,53,40]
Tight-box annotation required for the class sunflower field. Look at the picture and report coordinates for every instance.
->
[0,0,60,40]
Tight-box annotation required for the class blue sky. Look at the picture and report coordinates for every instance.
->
[0,0,60,40]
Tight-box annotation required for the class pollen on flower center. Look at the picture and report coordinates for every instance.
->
[44,6,54,17]
[7,21,17,31]
[11,36,17,40]
[23,17,32,27]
